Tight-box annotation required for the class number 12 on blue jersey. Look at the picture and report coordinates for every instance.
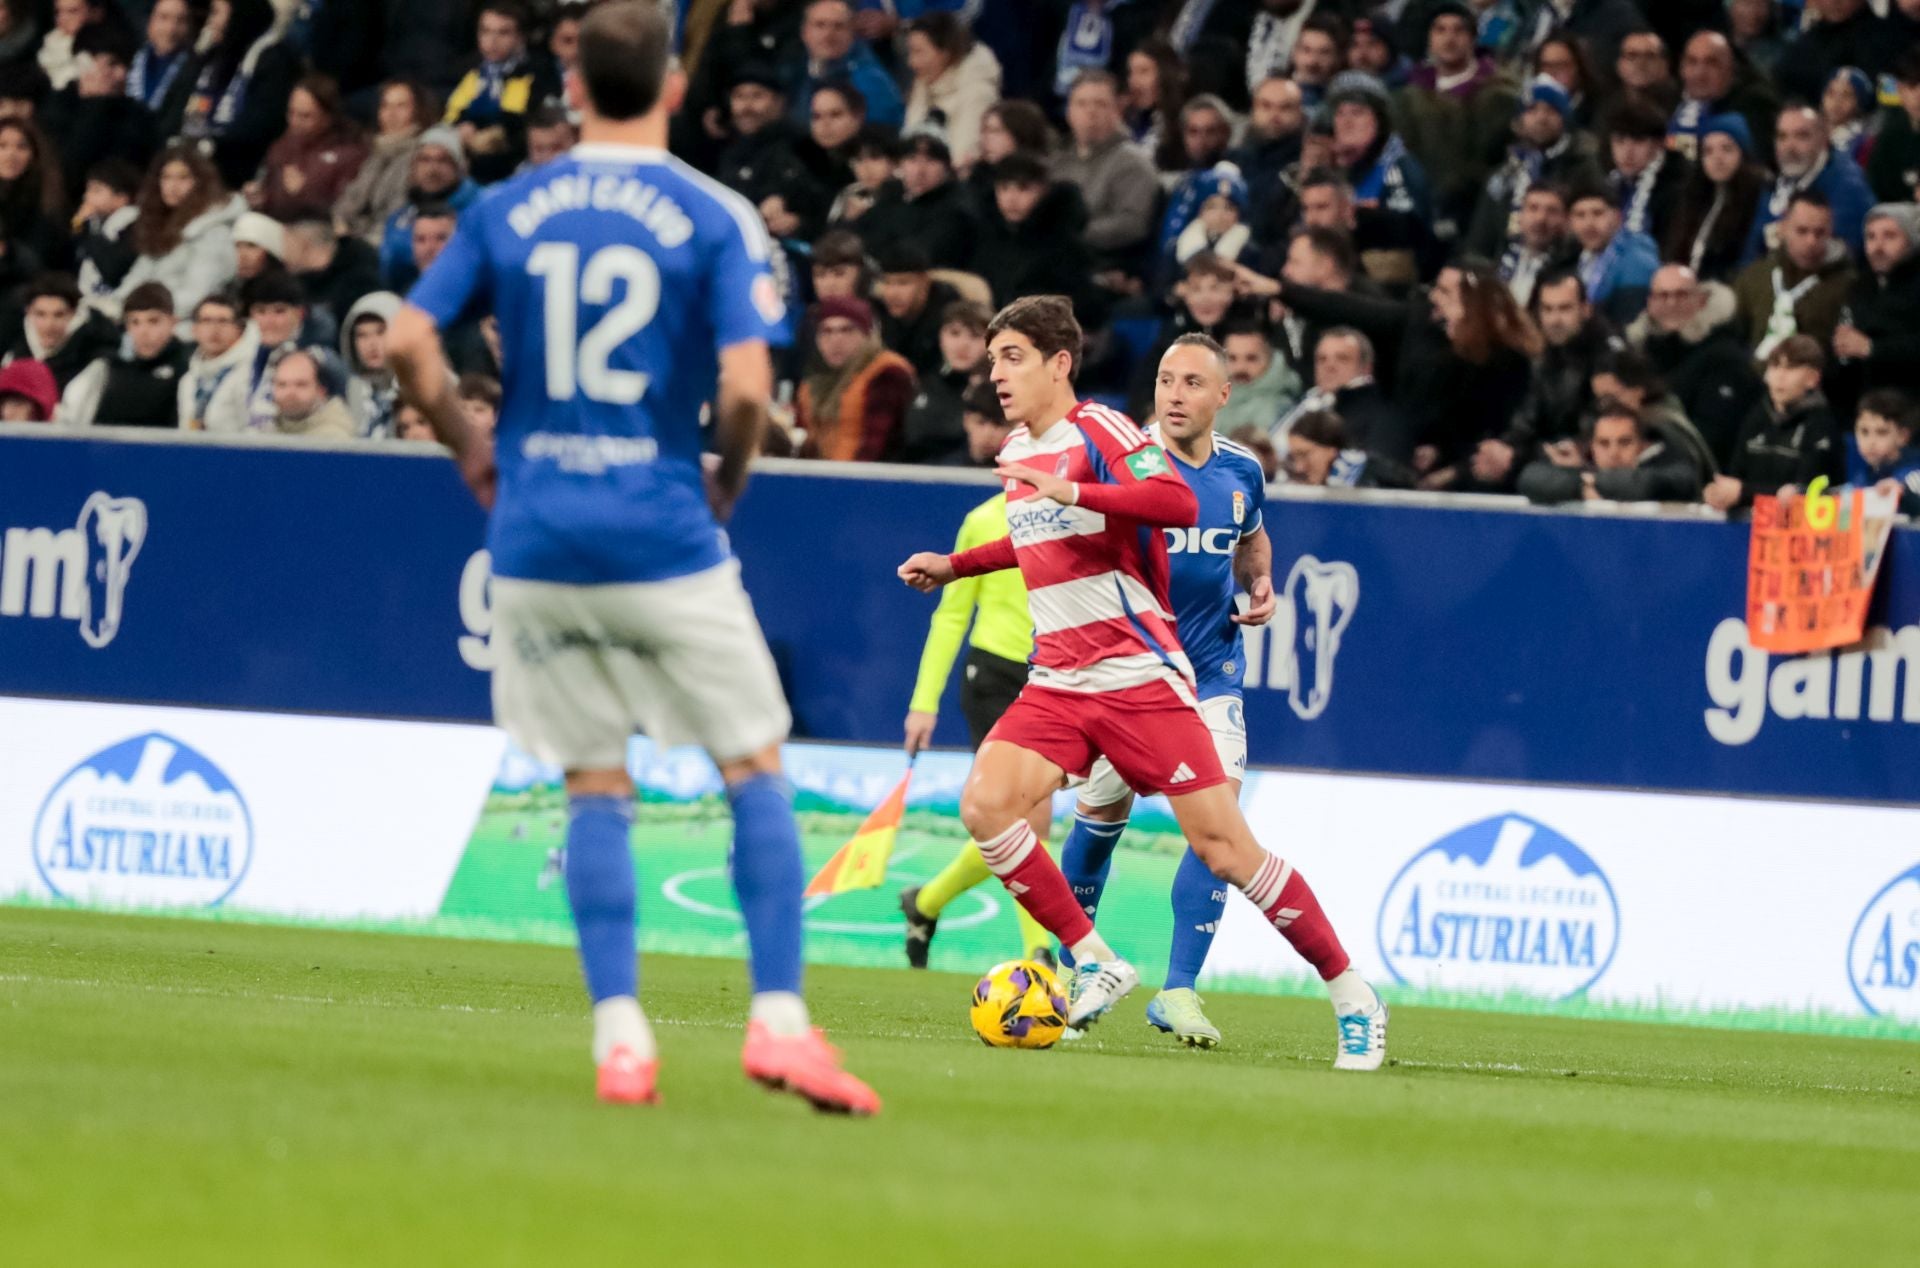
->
[527,243,661,404]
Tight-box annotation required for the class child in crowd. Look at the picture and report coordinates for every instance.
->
[1847,389,1920,512]
[1706,335,1844,510]
[458,373,501,439]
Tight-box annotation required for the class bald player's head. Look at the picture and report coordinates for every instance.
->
[1154,334,1231,444]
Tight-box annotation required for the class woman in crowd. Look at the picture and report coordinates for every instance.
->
[1264,260,1539,486]
[130,0,196,113]
[1123,37,1188,172]
[904,12,1002,171]
[804,81,866,194]
[334,80,437,247]
[165,0,302,190]
[0,120,68,270]
[1532,34,1602,133]
[796,296,916,463]
[965,98,1052,209]
[38,0,98,91]
[251,75,369,224]
[1665,115,1769,284]
[115,144,245,319]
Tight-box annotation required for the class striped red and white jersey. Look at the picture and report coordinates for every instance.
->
[997,401,1195,694]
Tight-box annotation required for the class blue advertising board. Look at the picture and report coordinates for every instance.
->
[4,427,1919,804]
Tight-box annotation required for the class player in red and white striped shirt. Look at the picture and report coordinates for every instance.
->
[898,297,1386,1068]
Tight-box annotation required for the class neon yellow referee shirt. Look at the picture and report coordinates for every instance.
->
[908,493,1033,714]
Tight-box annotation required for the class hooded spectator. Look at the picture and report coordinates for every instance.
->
[796,295,915,461]
[857,127,977,269]
[378,127,478,290]
[0,356,56,419]
[904,12,1001,170]
[1466,74,1601,259]
[1626,263,1764,465]
[178,289,256,431]
[1869,51,1920,206]
[1827,204,1920,419]
[1733,190,1856,357]
[339,290,401,438]
[1665,114,1768,284]
[251,74,367,223]
[442,1,559,185]
[335,80,438,247]
[166,0,302,190]
[1746,105,1873,265]
[58,280,189,427]
[38,23,156,210]
[1822,67,1875,167]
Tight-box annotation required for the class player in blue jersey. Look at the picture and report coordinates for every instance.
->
[1059,334,1279,1050]
[385,2,879,1114]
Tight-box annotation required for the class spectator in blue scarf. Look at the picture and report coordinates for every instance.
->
[443,1,559,185]
[1325,72,1430,221]
[128,0,193,115]
[1570,184,1660,325]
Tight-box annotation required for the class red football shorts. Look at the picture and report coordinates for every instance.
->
[983,677,1229,797]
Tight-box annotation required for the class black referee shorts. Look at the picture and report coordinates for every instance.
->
[959,647,1030,750]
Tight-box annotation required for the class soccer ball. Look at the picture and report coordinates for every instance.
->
[969,959,1069,1049]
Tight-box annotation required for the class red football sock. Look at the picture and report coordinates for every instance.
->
[977,821,1094,947]
[1241,852,1352,981]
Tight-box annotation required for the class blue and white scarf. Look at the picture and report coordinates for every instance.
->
[1055,4,1115,99]
[1352,135,1412,213]
[127,47,185,110]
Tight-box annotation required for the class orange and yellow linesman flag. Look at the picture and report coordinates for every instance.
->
[805,768,912,896]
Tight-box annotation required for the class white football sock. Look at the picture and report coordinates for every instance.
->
[1326,969,1378,1017]
[1069,930,1117,966]
[749,990,810,1037]
[592,995,656,1065]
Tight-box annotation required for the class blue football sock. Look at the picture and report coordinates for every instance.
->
[1056,813,1127,969]
[1165,847,1227,991]
[727,773,805,995]
[564,795,637,1002]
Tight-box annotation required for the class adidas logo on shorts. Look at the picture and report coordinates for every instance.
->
[1168,763,1196,784]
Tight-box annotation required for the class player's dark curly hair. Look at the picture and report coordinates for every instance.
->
[987,295,1083,382]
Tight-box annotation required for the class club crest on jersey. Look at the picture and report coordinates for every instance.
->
[1232,491,1246,525]
[752,274,786,325]
[1125,447,1168,480]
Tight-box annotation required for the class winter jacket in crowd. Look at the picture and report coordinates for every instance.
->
[1393,57,1518,239]
[969,180,1104,321]
[340,291,402,438]
[335,133,425,247]
[1052,133,1160,262]
[6,310,119,391]
[179,323,260,432]
[443,50,561,185]
[38,87,158,210]
[1727,389,1846,506]
[256,125,370,224]
[1731,241,1856,357]
[905,43,1003,169]
[1626,281,1764,467]
[1825,219,1920,420]
[1506,315,1624,453]
[115,194,247,320]
[57,338,193,428]
[856,179,978,271]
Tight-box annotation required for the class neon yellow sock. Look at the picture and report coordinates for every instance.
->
[915,842,991,918]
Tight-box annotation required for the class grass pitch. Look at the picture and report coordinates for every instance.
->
[4,909,1917,1267]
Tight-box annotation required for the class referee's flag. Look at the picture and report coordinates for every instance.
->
[805,768,911,896]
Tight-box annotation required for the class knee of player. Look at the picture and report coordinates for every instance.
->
[1187,832,1243,880]
[959,786,1018,836]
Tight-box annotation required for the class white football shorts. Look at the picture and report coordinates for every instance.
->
[490,558,792,771]
[1075,693,1247,807]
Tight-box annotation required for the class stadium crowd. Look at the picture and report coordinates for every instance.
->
[8,0,1920,506]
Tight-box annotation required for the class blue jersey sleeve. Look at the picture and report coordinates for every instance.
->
[1243,461,1266,537]
[706,192,787,353]
[407,209,491,328]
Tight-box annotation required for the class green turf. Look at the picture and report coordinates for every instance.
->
[4,909,1918,1267]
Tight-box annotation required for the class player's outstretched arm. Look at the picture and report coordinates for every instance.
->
[1232,525,1276,626]
[711,340,774,520]
[898,552,959,592]
[388,304,495,509]
[996,451,1197,528]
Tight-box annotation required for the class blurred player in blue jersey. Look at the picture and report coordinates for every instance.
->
[1059,334,1276,1050]
[386,1,879,1115]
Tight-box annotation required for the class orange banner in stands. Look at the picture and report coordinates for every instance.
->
[1746,481,1898,654]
